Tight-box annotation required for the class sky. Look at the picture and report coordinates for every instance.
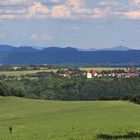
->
[0,0,140,49]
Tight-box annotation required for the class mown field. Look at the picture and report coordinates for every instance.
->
[0,69,58,76]
[0,97,140,140]
[80,67,119,72]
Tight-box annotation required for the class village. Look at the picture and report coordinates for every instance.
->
[0,65,140,80]
[57,67,140,79]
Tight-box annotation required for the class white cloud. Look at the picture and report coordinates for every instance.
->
[0,1,50,19]
[130,0,140,5]
[51,5,72,19]
[28,2,49,16]
[0,0,33,5]
[48,0,60,3]
[66,0,85,7]
[51,0,86,19]
[31,33,54,41]
[51,0,106,20]
[121,0,140,20]
[98,1,120,7]
[0,0,140,20]
[123,10,140,20]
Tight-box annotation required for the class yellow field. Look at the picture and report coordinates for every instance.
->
[0,69,58,76]
[80,67,120,72]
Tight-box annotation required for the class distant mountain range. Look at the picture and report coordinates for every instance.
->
[78,46,132,51]
[101,46,132,51]
[0,44,139,65]
[0,45,134,53]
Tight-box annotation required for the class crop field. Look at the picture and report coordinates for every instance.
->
[0,69,58,76]
[0,97,140,140]
[80,67,120,72]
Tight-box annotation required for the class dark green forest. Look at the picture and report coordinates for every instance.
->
[0,77,140,102]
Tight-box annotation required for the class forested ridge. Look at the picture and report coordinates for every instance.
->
[0,77,140,102]
[0,45,140,65]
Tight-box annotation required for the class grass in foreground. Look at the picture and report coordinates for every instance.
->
[0,97,140,140]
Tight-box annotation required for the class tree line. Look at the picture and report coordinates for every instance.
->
[0,77,140,102]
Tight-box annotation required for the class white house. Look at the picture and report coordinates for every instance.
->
[87,72,92,79]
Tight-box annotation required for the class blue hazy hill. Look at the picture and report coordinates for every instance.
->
[0,45,139,65]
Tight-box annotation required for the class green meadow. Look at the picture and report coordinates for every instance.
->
[0,97,140,140]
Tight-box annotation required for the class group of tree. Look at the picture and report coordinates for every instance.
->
[0,81,25,97]
[0,77,140,102]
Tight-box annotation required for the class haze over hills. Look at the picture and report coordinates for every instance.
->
[78,46,133,51]
[101,46,132,51]
[0,44,139,65]
[0,44,135,52]
[0,44,15,52]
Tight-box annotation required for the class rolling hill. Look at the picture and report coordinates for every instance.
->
[0,44,15,52]
[0,97,140,140]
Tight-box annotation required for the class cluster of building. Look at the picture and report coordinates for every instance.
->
[57,68,140,79]
[87,69,139,79]
[57,70,87,78]
[87,71,139,78]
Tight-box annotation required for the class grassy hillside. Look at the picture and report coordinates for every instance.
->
[0,97,140,140]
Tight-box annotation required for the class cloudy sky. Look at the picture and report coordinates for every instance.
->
[0,0,140,49]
